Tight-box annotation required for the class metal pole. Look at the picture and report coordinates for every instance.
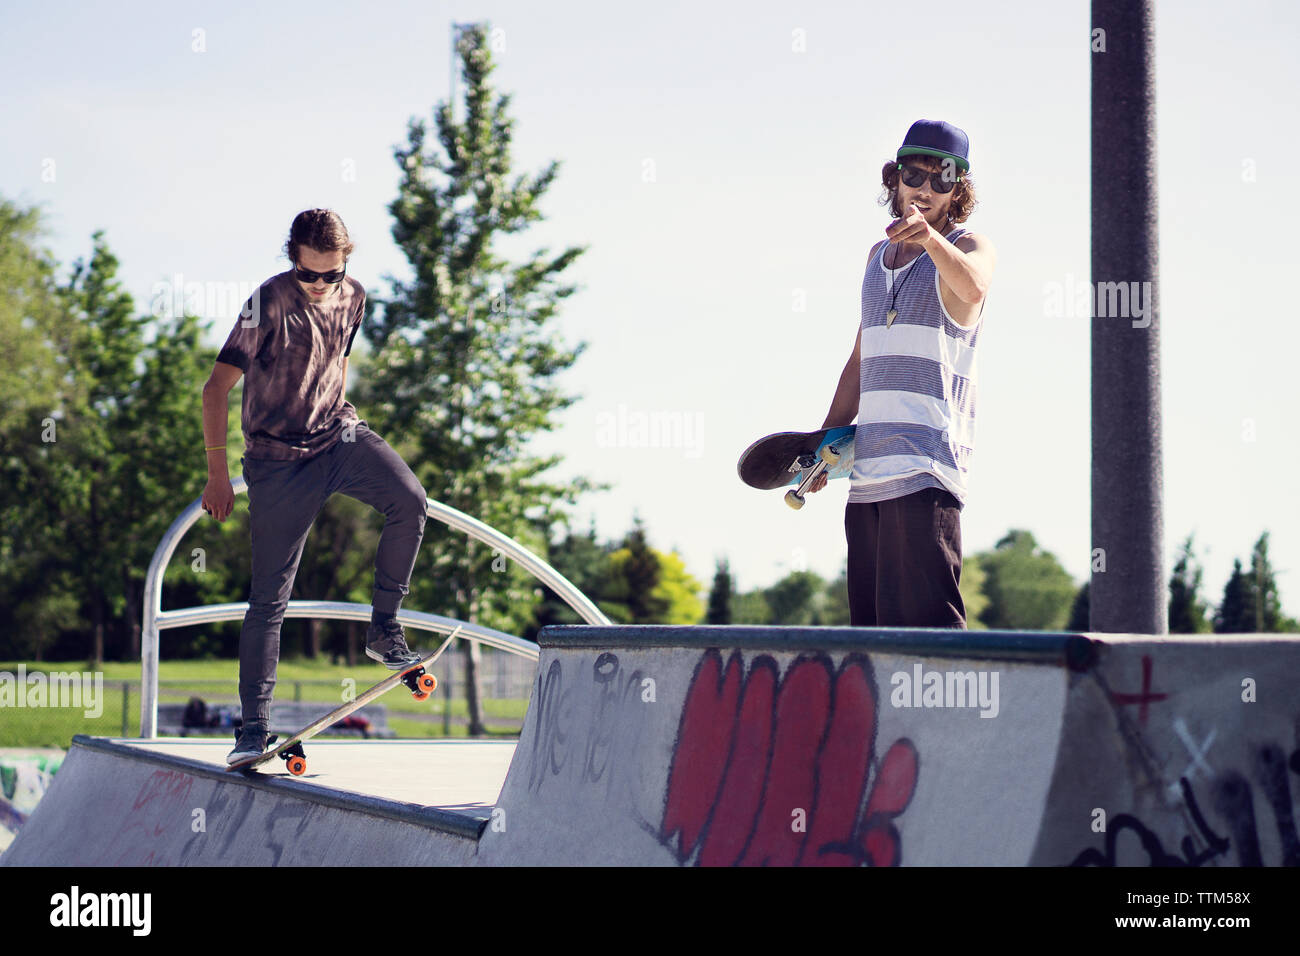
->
[1091,0,1166,634]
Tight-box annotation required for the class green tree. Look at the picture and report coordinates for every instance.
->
[1246,532,1286,632]
[652,550,705,624]
[1214,559,1252,633]
[764,570,826,625]
[0,199,80,659]
[608,520,666,623]
[976,530,1077,630]
[1066,581,1089,632]
[960,554,989,630]
[0,200,67,435]
[42,233,154,662]
[707,558,733,625]
[531,521,625,632]
[822,566,852,626]
[358,25,590,732]
[732,590,773,625]
[1168,534,1212,633]
[0,222,222,663]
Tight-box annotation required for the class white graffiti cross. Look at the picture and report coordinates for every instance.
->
[1167,718,1216,799]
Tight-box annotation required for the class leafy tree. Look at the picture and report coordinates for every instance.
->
[976,530,1077,630]
[0,219,223,663]
[821,566,852,626]
[764,570,825,625]
[707,558,733,625]
[0,199,80,659]
[959,554,989,630]
[0,200,67,435]
[652,550,705,625]
[732,590,773,625]
[357,25,590,732]
[1168,534,1211,633]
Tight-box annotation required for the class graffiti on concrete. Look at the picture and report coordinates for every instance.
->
[102,769,195,865]
[527,652,651,803]
[660,650,918,866]
[1072,721,1300,867]
[1070,777,1230,867]
[0,758,58,851]
[1108,654,1167,727]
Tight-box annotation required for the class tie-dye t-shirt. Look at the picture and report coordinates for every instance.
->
[217,270,365,460]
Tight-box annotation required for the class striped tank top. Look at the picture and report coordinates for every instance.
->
[849,227,984,508]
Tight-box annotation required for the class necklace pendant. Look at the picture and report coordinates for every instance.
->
[886,308,898,326]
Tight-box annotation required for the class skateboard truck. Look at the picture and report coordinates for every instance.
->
[784,442,846,510]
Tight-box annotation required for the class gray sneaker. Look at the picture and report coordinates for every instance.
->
[365,619,422,670]
[227,724,272,765]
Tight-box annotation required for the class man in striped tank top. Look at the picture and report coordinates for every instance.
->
[811,120,996,628]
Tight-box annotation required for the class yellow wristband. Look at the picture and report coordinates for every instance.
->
[205,445,225,451]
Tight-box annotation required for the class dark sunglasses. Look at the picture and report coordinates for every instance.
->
[898,164,961,194]
[294,263,347,284]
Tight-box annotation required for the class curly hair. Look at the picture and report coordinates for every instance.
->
[878,158,978,224]
[282,209,355,264]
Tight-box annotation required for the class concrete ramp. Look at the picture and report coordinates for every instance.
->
[1,737,492,866]
[478,627,1300,866]
[6,627,1298,866]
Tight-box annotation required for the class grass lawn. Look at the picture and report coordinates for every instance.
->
[0,658,530,749]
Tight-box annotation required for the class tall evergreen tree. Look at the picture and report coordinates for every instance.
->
[1246,532,1284,632]
[532,521,619,633]
[608,519,669,623]
[358,25,590,732]
[1066,581,1090,632]
[707,558,733,625]
[1214,558,1252,633]
[1168,534,1211,633]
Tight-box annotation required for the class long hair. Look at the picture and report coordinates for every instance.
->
[878,159,978,224]
[283,208,355,263]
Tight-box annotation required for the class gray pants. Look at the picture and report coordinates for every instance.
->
[238,424,427,724]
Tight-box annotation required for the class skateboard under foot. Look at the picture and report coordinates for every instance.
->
[226,626,461,776]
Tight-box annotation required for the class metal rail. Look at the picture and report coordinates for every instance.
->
[140,476,610,737]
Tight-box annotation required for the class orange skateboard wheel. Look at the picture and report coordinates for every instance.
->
[287,755,307,776]
[418,673,437,693]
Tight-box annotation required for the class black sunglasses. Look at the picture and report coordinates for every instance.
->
[294,263,347,284]
[898,164,961,194]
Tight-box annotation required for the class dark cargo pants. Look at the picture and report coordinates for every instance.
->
[844,486,966,629]
[238,424,427,724]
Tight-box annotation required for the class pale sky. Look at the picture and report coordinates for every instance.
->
[3,0,1297,618]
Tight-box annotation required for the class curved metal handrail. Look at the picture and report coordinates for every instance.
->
[140,476,610,737]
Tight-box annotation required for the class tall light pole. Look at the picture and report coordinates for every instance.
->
[1090,0,1166,634]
